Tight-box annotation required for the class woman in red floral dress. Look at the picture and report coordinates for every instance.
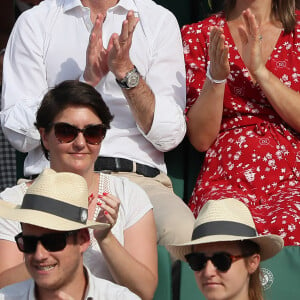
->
[184,0,300,245]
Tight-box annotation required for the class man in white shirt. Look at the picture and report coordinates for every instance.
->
[0,169,140,300]
[0,0,194,245]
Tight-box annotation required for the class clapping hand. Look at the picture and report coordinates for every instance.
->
[83,11,139,87]
[208,26,230,81]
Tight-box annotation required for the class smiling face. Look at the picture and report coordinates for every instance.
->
[40,106,102,176]
[22,224,90,297]
[192,241,259,300]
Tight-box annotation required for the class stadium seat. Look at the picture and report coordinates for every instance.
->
[153,245,173,300]
[261,246,300,300]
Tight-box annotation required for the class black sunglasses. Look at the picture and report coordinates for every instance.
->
[185,252,245,272]
[15,231,77,254]
[53,122,107,145]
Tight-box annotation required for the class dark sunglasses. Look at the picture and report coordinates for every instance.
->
[53,122,107,145]
[185,252,245,272]
[15,231,77,254]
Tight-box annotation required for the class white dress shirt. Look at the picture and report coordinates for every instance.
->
[0,266,141,299]
[1,0,186,176]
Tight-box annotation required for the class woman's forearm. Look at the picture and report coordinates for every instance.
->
[187,78,226,152]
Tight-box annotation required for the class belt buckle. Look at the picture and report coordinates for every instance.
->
[115,158,122,171]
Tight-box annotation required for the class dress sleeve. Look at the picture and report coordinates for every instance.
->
[114,177,153,230]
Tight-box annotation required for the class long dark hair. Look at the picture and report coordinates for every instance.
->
[223,0,296,33]
[35,80,114,159]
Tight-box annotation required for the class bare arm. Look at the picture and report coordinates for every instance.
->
[239,9,300,132]
[187,27,229,152]
[94,210,157,300]
[0,240,30,288]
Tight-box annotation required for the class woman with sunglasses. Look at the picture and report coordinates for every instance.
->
[0,80,157,300]
[168,198,284,300]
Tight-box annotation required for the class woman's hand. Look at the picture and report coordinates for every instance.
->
[93,193,120,241]
[208,26,230,81]
[238,9,266,80]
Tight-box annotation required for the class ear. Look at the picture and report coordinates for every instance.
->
[247,254,260,274]
[39,128,50,151]
[77,229,90,254]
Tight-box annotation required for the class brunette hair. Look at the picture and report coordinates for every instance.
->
[35,80,114,159]
[239,240,263,300]
[223,0,296,33]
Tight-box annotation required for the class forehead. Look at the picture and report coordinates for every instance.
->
[192,241,241,254]
[22,223,59,236]
[53,105,101,122]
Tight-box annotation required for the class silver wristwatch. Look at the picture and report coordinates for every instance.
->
[116,66,140,89]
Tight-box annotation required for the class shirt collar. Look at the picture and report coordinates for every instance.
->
[29,280,36,300]
[62,0,138,14]
[83,266,94,300]
[63,0,83,13]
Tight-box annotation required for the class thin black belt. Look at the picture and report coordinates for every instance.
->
[94,157,160,178]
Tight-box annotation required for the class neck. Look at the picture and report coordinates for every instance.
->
[81,0,119,20]
[229,0,273,26]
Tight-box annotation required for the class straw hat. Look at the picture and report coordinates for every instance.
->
[0,168,109,231]
[168,198,284,261]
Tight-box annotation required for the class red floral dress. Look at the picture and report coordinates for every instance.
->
[183,12,300,245]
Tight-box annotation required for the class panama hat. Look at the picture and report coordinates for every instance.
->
[0,168,109,231]
[167,198,284,261]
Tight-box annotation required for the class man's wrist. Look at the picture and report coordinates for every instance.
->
[116,65,140,89]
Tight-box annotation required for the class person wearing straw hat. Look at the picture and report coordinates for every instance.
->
[0,168,140,299]
[168,198,284,300]
[0,80,157,299]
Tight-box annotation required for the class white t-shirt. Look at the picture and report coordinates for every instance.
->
[0,173,152,282]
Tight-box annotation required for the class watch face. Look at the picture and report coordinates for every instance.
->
[127,72,139,87]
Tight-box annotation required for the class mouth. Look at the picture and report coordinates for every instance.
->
[35,264,56,272]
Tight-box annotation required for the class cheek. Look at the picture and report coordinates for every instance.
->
[194,271,204,290]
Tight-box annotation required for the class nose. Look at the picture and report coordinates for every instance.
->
[73,132,86,148]
[202,259,217,276]
[33,241,49,260]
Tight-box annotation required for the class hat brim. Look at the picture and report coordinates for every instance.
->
[167,233,284,262]
[0,199,109,231]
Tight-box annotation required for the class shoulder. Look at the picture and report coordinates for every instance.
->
[0,279,32,298]
[134,0,176,19]
[181,12,226,36]
[88,270,141,299]
[134,0,180,37]
[13,0,60,31]
[0,183,26,205]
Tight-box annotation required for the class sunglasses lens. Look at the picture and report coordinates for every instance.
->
[212,253,232,272]
[54,123,78,143]
[15,234,38,253]
[84,125,106,145]
[41,233,68,252]
[185,253,207,271]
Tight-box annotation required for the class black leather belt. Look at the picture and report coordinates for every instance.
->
[94,157,160,178]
